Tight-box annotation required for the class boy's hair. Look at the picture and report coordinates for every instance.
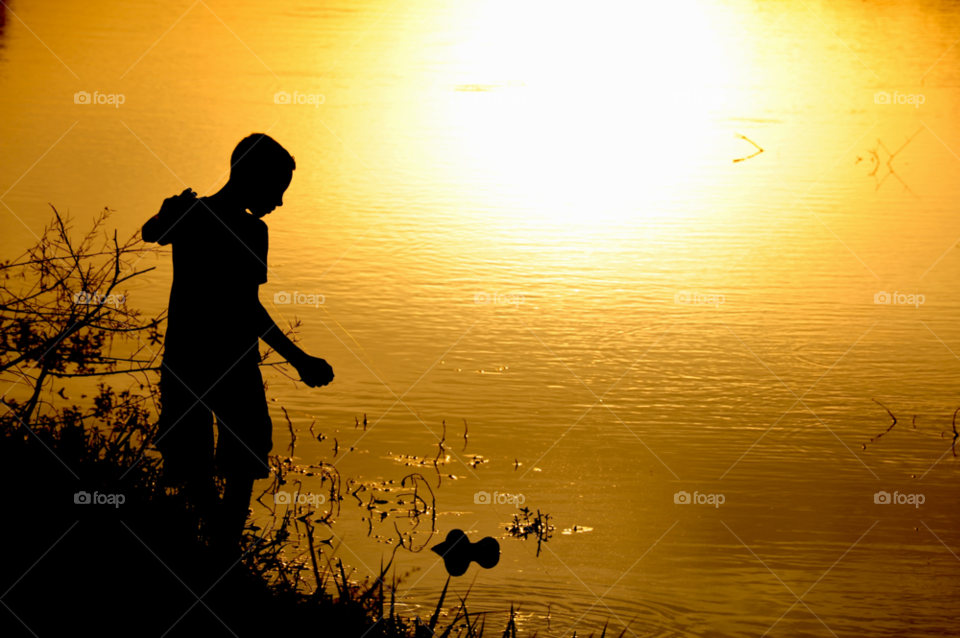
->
[230,133,295,181]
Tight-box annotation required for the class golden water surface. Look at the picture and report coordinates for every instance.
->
[2,0,960,635]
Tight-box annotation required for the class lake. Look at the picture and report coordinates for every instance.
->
[1,0,959,635]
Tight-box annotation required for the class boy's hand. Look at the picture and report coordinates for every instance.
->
[143,188,199,244]
[294,355,334,388]
[158,188,198,218]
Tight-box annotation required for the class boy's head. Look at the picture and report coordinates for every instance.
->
[229,133,295,218]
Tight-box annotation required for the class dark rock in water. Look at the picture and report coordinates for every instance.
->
[430,529,500,577]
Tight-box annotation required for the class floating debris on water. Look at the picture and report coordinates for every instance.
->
[732,132,764,163]
[862,400,958,455]
[506,508,554,557]
[864,398,897,450]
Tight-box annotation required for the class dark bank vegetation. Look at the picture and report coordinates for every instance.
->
[0,209,578,637]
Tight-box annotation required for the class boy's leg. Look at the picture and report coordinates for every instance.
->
[157,362,218,532]
[209,364,273,552]
[221,474,255,551]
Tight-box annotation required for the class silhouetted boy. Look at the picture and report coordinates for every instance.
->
[143,134,333,554]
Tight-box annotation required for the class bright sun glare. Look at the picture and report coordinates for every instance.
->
[446,0,732,222]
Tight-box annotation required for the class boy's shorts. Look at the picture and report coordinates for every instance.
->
[156,360,273,482]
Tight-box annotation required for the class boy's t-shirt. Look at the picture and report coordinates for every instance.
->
[160,197,268,376]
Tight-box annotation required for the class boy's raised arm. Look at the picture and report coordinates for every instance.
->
[142,188,198,245]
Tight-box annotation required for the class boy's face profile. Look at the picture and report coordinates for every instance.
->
[243,169,293,218]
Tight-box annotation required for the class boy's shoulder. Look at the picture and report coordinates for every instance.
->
[200,199,268,233]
